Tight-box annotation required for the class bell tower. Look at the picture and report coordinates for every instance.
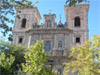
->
[13,7,41,46]
[64,4,89,47]
[14,7,41,31]
[64,4,89,29]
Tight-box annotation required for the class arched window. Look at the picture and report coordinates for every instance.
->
[74,16,80,27]
[44,41,51,52]
[21,18,26,28]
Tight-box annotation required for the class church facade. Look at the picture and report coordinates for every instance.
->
[13,4,89,75]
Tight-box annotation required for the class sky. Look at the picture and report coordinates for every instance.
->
[0,0,100,41]
[34,0,100,40]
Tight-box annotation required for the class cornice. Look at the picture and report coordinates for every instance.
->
[27,28,73,35]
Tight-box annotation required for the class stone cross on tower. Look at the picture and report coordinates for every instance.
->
[48,9,52,14]
[58,14,62,25]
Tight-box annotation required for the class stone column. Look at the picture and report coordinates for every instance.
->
[52,34,57,56]
[40,34,41,41]
[63,33,67,56]
[53,34,57,50]
[28,34,32,47]
[64,33,66,49]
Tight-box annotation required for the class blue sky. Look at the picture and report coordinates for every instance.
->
[34,0,100,40]
[0,0,100,41]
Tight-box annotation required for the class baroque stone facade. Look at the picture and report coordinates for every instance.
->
[13,4,89,75]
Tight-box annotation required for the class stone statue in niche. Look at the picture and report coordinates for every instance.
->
[58,41,62,48]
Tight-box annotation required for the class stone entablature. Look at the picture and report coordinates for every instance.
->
[28,28,72,34]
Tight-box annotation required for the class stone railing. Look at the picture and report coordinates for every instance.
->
[48,49,71,57]
[32,24,67,29]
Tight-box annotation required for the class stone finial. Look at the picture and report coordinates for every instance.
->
[58,14,62,25]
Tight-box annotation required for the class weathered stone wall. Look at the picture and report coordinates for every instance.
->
[13,4,89,75]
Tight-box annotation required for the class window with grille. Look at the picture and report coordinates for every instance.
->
[76,37,80,43]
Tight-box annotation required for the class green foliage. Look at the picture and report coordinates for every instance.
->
[20,40,55,75]
[66,0,89,6]
[0,39,55,75]
[0,52,15,75]
[37,66,55,75]
[63,35,100,75]
[0,38,26,74]
[0,0,37,41]
[0,0,88,41]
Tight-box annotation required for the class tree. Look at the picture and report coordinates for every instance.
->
[0,0,38,41]
[0,0,89,41]
[0,38,26,74]
[0,39,56,75]
[19,40,55,75]
[0,52,15,75]
[66,0,89,6]
[63,35,100,75]
[0,0,89,40]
